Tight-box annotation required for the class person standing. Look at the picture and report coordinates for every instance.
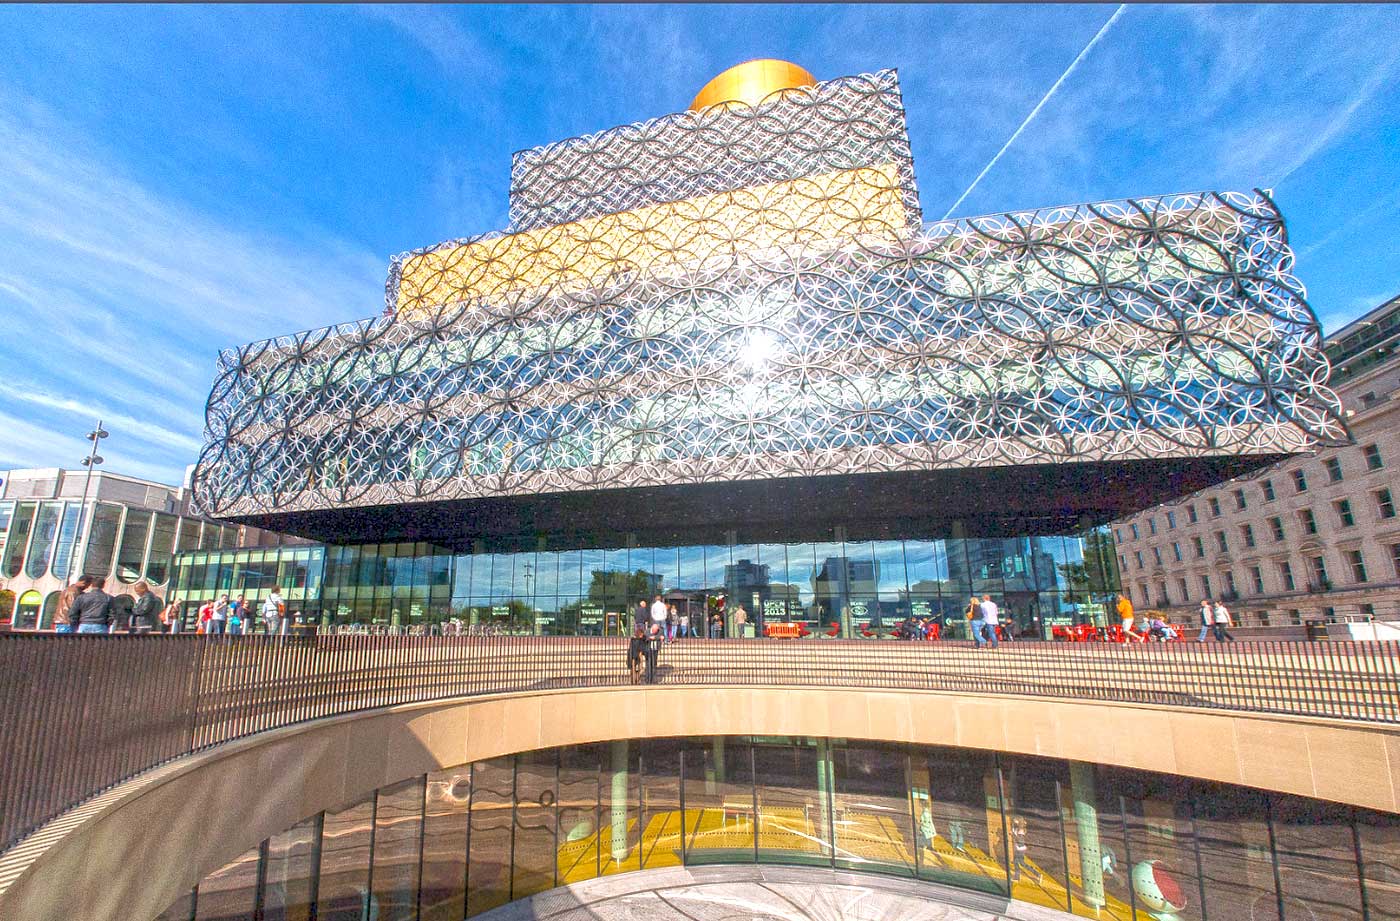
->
[70,577,115,635]
[1212,600,1237,642]
[54,575,93,634]
[163,597,184,634]
[732,603,748,638]
[130,581,163,634]
[1196,600,1213,642]
[264,589,286,635]
[979,595,1000,649]
[636,600,649,632]
[644,620,663,683]
[209,594,231,636]
[665,603,678,644]
[650,594,667,637]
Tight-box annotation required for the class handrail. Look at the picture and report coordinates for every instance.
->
[2,634,1399,853]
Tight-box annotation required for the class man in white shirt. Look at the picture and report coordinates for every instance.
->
[979,595,1000,649]
[263,589,285,636]
[650,595,668,632]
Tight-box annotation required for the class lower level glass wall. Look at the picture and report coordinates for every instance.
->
[161,737,1398,921]
[171,530,1120,638]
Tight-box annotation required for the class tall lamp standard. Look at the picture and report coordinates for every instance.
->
[68,421,108,584]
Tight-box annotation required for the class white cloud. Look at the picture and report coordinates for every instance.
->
[0,93,383,481]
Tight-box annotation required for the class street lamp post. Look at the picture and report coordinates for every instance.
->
[68,421,108,583]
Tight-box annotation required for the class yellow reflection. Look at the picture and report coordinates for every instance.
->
[396,162,911,318]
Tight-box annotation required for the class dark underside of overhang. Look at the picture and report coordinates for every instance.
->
[225,454,1288,552]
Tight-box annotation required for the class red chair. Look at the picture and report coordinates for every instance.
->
[926,622,942,641]
[825,622,840,637]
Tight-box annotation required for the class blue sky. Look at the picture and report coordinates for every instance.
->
[0,4,1397,486]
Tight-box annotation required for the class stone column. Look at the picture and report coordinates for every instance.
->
[610,740,629,865]
[1069,760,1105,910]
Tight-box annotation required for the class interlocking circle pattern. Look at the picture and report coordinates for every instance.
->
[191,70,1346,521]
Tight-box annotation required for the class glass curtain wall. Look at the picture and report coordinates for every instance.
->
[168,533,1117,637]
[163,738,1398,921]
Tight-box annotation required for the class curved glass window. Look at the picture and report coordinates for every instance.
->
[0,501,15,564]
[82,502,124,578]
[145,513,180,585]
[14,589,42,630]
[24,502,63,580]
[38,591,61,629]
[116,510,152,584]
[3,502,36,578]
[50,503,84,581]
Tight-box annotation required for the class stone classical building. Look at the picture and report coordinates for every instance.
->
[1112,293,1400,628]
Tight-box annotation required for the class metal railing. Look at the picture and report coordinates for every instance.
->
[3,634,1400,853]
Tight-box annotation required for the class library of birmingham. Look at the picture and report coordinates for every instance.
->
[187,61,1346,637]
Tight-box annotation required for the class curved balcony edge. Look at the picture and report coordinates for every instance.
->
[2,684,1398,921]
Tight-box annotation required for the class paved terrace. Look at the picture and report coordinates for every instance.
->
[2,635,1399,855]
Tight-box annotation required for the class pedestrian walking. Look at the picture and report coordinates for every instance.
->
[54,575,93,634]
[650,594,667,636]
[967,596,985,647]
[69,577,115,634]
[627,625,646,684]
[130,581,163,634]
[1212,601,1237,642]
[1196,600,1213,642]
[732,603,748,638]
[636,600,649,631]
[1010,816,1034,882]
[979,595,1000,649]
[666,603,678,643]
[1116,593,1135,641]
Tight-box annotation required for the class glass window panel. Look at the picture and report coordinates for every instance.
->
[1192,783,1279,921]
[176,518,201,555]
[557,743,601,885]
[371,776,424,921]
[50,503,84,581]
[639,738,683,870]
[0,502,13,569]
[116,509,151,584]
[3,502,36,579]
[920,745,1006,895]
[600,740,640,876]
[677,546,707,592]
[751,543,786,628]
[467,757,515,916]
[145,513,180,585]
[23,501,62,579]
[1357,808,1400,919]
[421,768,470,921]
[533,551,561,598]
[999,755,1072,914]
[557,550,583,600]
[512,749,559,898]
[754,738,829,867]
[810,541,847,634]
[317,795,374,921]
[681,737,754,866]
[153,888,195,921]
[1272,794,1363,921]
[193,843,260,921]
[261,815,319,921]
[1109,769,1205,921]
[833,741,915,876]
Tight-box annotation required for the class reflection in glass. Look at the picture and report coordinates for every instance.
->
[755,738,829,866]
[50,503,83,581]
[262,815,319,921]
[1272,794,1363,921]
[316,795,373,921]
[372,776,424,921]
[146,513,181,585]
[193,843,260,921]
[116,509,152,583]
[3,502,36,578]
[421,768,470,921]
[639,739,683,870]
[681,738,754,865]
[24,502,62,580]
[512,749,558,898]
[833,741,914,875]
[467,757,514,916]
[557,744,601,884]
